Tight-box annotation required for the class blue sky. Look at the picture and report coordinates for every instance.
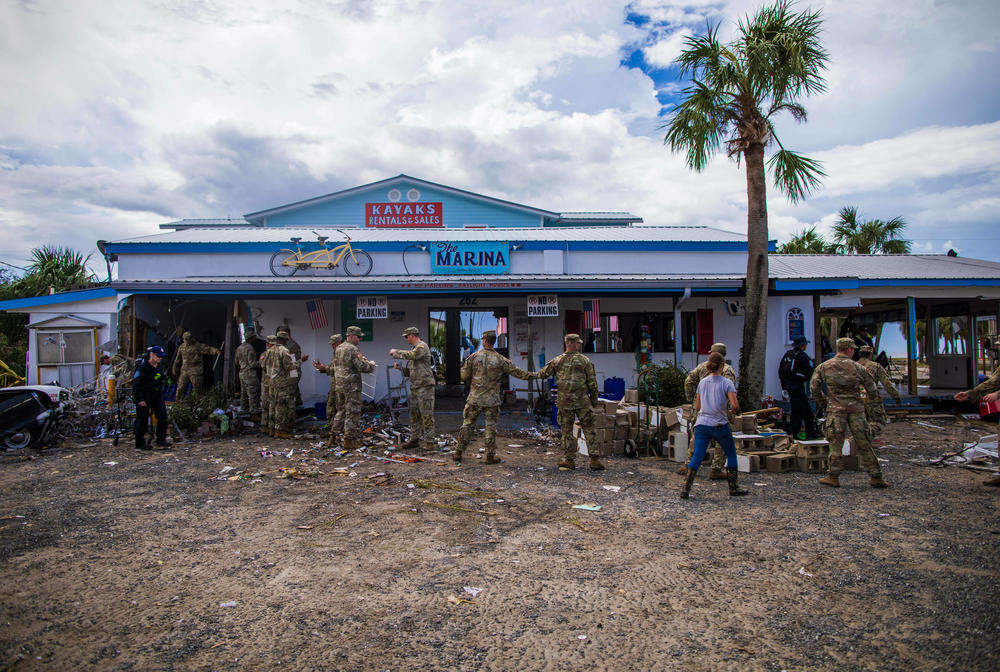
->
[1,0,998,273]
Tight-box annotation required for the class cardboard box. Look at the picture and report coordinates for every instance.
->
[766,453,796,473]
[602,399,621,413]
[660,407,681,429]
[624,388,639,404]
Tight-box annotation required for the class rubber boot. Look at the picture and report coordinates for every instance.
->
[680,468,697,499]
[985,474,1000,487]
[589,457,605,471]
[726,468,749,496]
[484,451,502,465]
[452,449,463,465]
[709,468,727,480]
[558,458,576,470]
[819,473,840,487]
[869,474,889,488]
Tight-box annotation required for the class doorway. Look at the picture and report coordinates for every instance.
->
[428,308,509,386]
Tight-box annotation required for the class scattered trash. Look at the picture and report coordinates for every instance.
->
[878,513,891,517]
[915,421,945,431]
[219,601,237,608]
[601,485,620,492]
[572,504,602,512]
[797,567,812,577]
[219,466,234,474]
[463,586,483,598]
[577,635,587,641]
[103,461,118,466]
[447,595,472,605]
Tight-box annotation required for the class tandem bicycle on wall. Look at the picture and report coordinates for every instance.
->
[269,230,373,277]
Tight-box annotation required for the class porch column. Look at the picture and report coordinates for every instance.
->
[906,296,918,395]
[812,295,822,363]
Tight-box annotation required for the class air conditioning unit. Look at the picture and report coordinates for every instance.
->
[724,299,746,316]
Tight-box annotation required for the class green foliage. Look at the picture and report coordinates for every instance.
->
[662,0,829,200]
[638,362,689,408]
[168,384,231,433]
[0,268,28,376]
[777,226,837,254]
[831,206,912,254]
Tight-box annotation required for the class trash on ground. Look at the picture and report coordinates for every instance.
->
[572,504,602,512]
[601,485,621,492]
[219,601,237,608]
[463,586,483,598]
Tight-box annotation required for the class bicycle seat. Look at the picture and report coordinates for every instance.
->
[289,237,302,244]
[316,236,328,244]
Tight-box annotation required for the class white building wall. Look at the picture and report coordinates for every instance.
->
[19,296,122,385]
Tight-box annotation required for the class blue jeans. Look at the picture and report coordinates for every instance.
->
[689,423,737,470]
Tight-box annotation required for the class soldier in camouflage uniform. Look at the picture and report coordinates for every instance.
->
[276,327,308,408]
[955,369,1000,486]
[390,327,437,451]
[172,331,220,400]
[535,333,605,471]
[312,334,343,440]
[683,342,737,479]
[261,333,297,438]
[259,336,277,436]
[235,328,261,417]
[333,326,376,451]
[857,345,901,439]
[454,330,534,466]
[810,337,887,488]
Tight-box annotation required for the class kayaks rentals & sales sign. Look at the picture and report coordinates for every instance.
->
[365,202,443,228]
[430,242,509,275]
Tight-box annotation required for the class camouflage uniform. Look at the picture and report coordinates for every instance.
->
[277,328,303,408]
[333,327,375,448]
[391,328,436,447]
[455,331,534,463]
[259,342,272,434]
[810,342,881,479]
[858,347,901,438]
[314,334,342,424]
[536,335,601,468]
[961,369,1000,403]
[684,345,737,473]
[172,332,219,400]
[235,332,261,415]
[261,337,297,436]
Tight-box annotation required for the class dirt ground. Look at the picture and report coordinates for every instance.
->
[1,415,998,672]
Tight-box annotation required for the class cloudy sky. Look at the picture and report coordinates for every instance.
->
[2,0,998,274]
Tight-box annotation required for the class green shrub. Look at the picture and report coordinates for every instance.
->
[637,361,688,407]
[169,384,231,433]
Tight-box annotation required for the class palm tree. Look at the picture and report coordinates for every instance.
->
[663,1,828,409]
[831,206,911,254]
[777,226,837,254]
[16,245,97,296]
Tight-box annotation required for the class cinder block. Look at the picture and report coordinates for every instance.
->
[747,450,778,464]
[668,430,689,462]
[740,415,758,433]
[772,435,791,451]
[766,453,796,473]
[793,440,829,458]
[736,454,760,473]
[796,456,829,473]
[624,388,639,404]
[734,436,766,453]
[659,407,681,429]
[602,399,620,413]
[611,439,625,456]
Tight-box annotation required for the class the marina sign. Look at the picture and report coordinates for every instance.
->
[430,242,509,275]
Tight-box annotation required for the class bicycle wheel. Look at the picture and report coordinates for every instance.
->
[343,249,373,276]
[270,249,299,276]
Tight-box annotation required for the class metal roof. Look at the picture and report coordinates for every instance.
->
[108,225,747,245]
[159,218,254,230]
[770,254,1000,280]
[555,212,642,224]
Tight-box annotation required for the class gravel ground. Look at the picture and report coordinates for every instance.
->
[0,417,998,671]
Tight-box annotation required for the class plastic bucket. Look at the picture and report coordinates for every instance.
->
[314,401,327,420]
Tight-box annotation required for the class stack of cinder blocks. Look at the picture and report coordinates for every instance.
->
[792,439,830,473]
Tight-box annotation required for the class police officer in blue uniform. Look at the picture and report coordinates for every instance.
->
[133,345,171,450]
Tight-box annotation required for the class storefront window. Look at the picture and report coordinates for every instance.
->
[35,330,95,365]
[582,313,681,353]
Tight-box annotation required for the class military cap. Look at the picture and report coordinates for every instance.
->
[836,337,857,351]
[346,325,363,337]
[244,328,256,339]
[329,333,343,344]
[402,326,420,337]
[709,342,727,355]
[266,335,278,344]
[482,329,497,339]
[276,327,290,338]
[858,345,874,356]
[564,333,582,343]
[792,336,809,347]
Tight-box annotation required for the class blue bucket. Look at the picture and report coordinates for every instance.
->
[314,401,327,420]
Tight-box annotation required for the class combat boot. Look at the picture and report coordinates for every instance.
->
[558,458,576,471]
[400,437,420,451]
[484,452,502,465]
[273,429,291,439]
[726,467,748,497]
[261,426,272,437]
[422,441,437,453]
[680,468,697,499]
[708,468,727,480]
[589,457,605,471]
[819,473,840,487]
[452,449,463,465]
[869,474,889,488]
[985,474,1000,487]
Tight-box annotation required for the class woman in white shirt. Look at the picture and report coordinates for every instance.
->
[681,352,749,499]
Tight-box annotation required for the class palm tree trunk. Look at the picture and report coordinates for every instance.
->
[738,142,769,410]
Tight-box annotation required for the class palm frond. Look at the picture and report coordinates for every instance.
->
[766,148,825,202]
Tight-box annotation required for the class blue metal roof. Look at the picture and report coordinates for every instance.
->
[0,286,118,311]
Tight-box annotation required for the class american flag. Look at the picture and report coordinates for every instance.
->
[306,298,328,330]
[583,299,601,331]
[497,317,507,334]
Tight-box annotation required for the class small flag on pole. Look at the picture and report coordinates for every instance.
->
[583,299,601,331]
[497,317,507,334]
[306,298,328,330]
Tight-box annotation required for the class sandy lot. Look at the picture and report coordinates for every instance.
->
[1,417,998,672]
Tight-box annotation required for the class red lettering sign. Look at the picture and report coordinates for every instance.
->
[365,202,444,228]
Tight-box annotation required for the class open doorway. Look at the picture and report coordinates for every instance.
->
[428,308,509,386]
